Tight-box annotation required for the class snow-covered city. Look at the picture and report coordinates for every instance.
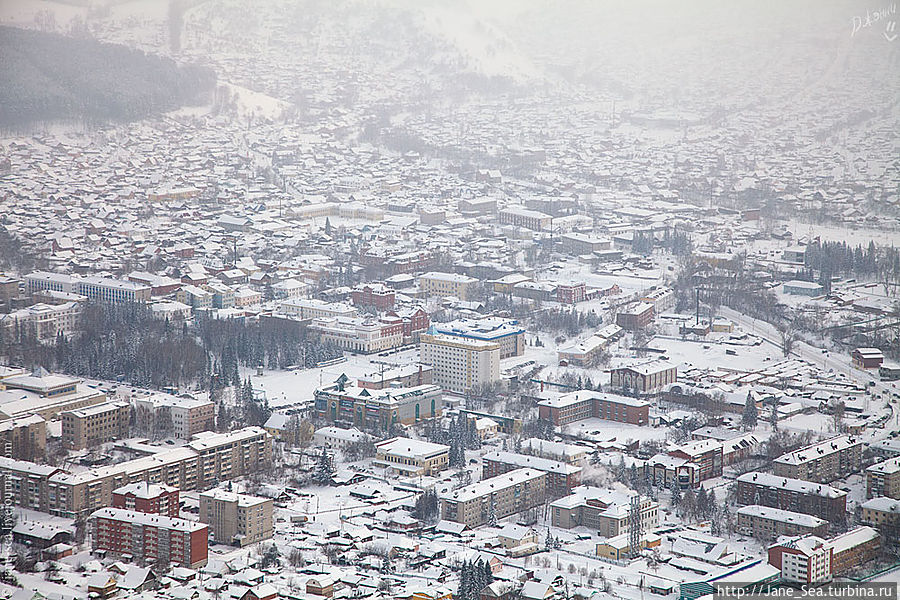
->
[0,2,898,600]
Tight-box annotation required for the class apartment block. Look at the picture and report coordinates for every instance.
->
[431,317,525,359]
[736,505,829,541]
[112,482,180,517]
[550,487,659,537]
[90,507,208,568]
[773,435,862,483]
[440,468,546,528]
[315,382,443,429]
[537,390,650,426]
[830,527,881,576]
[420,332,500,394]
[860,496,900,530]
[132,393,215,439]
[767,536,832,584]
[373,437,450,476]
[61,401,129,449]
[610,361,677,393]
[736,472,847,522]
[199,489,273,547]
[418,272,479,301]
[482,451,581,499]
[0,415,47,461]
[866,456,900,499]
[0,427,270,520]
[616,303,655,330]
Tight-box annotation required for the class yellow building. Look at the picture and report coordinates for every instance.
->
[596,532,661,561]
[373,437,449,476]
[418,272,479,301]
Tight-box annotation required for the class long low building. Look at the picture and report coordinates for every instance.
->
[0,427,271,520]
[737,472,847,522]
[482,451,581,499]
[373,437,450,477]
[314,382,443,429]
[440,468,546,528]
[538,390,650,426]
[736,505,829,541]
[0,368,107,421]
[773,435,862,483]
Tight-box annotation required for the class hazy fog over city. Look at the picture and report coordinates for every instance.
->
[0,1,897,599]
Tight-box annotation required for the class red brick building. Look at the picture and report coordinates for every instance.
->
[382,306,429,341]
[610,362,677,393]
[351,283,395,311]
[616,303,655,330]
[557,283,586,305]
[668,439,723,482]
[537,391,649,426]
[90,507,208,568]
[112,482,180,518]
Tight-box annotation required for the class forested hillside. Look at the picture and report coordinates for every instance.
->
[0,26,215,126]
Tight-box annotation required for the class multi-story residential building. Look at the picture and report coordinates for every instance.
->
[440,468,546,528]
[0,415,47,461]
[640,288,676,313]
[0,302,81,341]
[609,361,677,393]
[498,206,552,231]
[357,364,433,390]
[315,382,443,429]
[373,437,450,477]
[112,482,180,517]
[668,439,724,482]
[0,427,271,520]
[537,390,650,426]
[204,282,235,309]
[278,298,357,321]
[860,496,900,531]
[418,272,479,301]
[309,316,403,354]
[90,507,208,568]
[773,435,863,483]
[61,401,130,449]
[350,283,395,310]
[199,489,273,547]
[431,318,525,359]
[420,332,500,394]
[0,368,106,421]
[177,285,213,310]
[829,527,881,576]
[767,536,832,584]
[550,487,658,537]
[737,472,847,522]
[736,505,829,541]
[483,451,581,499]
[519,439,587,465]
[616,303,655,330]
[556,283,586,305]
[131,393,215,440]
[866,456,900,499]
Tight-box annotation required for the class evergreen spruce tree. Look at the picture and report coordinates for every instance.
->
[742,392,758,429]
